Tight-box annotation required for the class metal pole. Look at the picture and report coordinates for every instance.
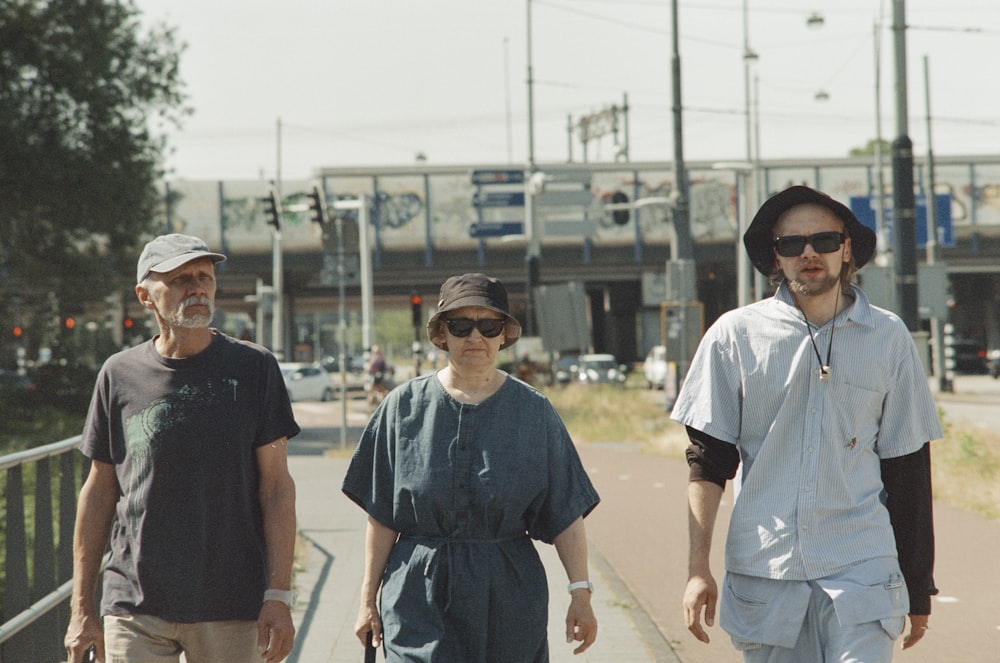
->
[891,0,918,330]
[333,195,349,448]
[873,17,889,261]
[622,91,631,161]
[525,0,540,336]
[526,0,535,172]
[743,0,754,174]
[670,0,695,402]
[567,114,574,162]
[272,118,285,359]
[358,200,374,354]
[504,36,513,164]
[923,55,949,392]
[671,0,692,262]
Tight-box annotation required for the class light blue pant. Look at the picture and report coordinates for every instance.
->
[737,581,899,663]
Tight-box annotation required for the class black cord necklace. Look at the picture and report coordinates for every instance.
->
[798,288,840,382]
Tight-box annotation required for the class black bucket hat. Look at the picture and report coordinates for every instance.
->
[743,185,876,276]
[426,273,522,350]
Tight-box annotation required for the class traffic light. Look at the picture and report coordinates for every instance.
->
[123,317,135,331]
[307,185,327,224]
[12,325,23,338]
[64,316,76,330]
[262,188,281,229]
[611,190,630,225]
[410,293,423,328]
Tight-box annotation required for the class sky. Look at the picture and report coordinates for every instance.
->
[133,0,1000,182]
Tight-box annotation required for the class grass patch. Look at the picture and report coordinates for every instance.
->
[544,385,1000,520]
[542,383,687,455]
[931,409,1000,519]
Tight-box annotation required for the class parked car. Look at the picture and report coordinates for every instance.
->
[553,355,581,384]
[576,354,628,385]
[988,349,1000,379]
[643,345,668,390]
[946,339,989,375]
[279,363,335,401]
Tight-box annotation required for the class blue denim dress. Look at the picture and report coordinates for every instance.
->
[343,374,600,662]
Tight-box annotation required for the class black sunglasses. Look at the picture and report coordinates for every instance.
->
[442,317,506,338]
[774,231,845,257]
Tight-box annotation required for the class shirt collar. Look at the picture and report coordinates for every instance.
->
[773,281,876,328]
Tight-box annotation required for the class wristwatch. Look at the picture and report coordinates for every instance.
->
[567,580,594,594]
[263,589,296,608]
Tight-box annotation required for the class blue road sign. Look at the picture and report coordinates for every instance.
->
[849,193,954,248]
[472,191,525,209]
[471,169,525,185]
[468,221,523,238]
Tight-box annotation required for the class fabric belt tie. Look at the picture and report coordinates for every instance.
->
[400,533,528,610]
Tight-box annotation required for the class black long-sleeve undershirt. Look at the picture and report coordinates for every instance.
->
[685,426,936,614]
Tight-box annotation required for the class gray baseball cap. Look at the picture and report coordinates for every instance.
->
[136,234,226,283]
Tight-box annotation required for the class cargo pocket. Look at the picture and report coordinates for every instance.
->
[820,569,908,641]
[719,573,811,649]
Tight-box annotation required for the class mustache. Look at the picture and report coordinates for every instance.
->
[180,296,213,308]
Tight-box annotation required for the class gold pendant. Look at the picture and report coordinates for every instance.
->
[816,367,831,382]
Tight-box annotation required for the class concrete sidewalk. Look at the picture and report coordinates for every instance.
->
[284,445,679,662]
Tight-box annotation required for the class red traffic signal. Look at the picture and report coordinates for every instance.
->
[64,316,76,330]
[123,317,134,329]
[12,325,23,338]
[410,294,423,327]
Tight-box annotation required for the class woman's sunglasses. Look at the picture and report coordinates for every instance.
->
[443,317,506,338]
[773,231,845,258]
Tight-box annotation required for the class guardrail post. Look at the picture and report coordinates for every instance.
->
[3,465,31,661]
[57,452,79,630]
[33,457,62,662]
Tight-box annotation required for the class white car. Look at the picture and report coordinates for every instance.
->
[643,345,668,389]
[576,354,628,385]
[279,363,335,402]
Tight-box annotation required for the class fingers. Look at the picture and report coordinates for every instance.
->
[565,602,598,655]
[257,605,295,662]
[354,612,383,648]
[683,579,715,644]
[566,621,598,655]
[901,615,929,650]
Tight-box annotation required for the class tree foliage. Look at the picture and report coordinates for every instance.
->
[0,0,187,356]
[849,138,893,158]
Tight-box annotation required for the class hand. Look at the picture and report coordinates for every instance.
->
[901,614,929,650]
[565,592,598,654]
[64,611,104,663]
[256,600,295,662]
[354,602,383,649]
[683,573,718,644]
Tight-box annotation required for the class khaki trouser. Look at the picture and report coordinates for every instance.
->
[104,614,259,663]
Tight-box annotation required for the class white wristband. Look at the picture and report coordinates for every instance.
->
[567,580,594,594]
[263,589,296,608]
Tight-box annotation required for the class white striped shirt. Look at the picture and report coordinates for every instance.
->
[672,282,943,581]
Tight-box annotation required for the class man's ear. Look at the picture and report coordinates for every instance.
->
[136,283,155,310]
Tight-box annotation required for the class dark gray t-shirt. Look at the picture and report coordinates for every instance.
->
[80,332,300,622]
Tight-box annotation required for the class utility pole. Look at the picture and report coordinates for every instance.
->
[272,117,285,359]
[669,0,696,402]
[891,0,918,330]
[524,0,539,336]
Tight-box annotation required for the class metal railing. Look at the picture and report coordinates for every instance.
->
[0,436,86,663]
